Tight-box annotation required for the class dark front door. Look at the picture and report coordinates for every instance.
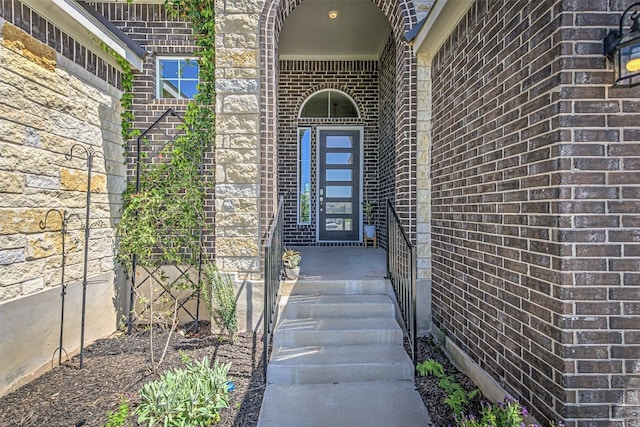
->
[318,129,361,242]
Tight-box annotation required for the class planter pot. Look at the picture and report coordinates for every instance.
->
[364,224,376,238]
[284,266,300,280]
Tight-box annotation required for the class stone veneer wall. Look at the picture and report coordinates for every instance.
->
[430,1,640,424]
[0,13,125,395]
[278,60,379,245]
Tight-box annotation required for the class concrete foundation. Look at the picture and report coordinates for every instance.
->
[0,271,126,396]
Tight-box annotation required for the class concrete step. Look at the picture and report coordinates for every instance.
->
[281,294,395,319]
[287,279,391,295]
[273,317,403,347]
[267,344,414,384]
[258,382,432,427]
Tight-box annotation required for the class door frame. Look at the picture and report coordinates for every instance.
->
[315,125,364,243]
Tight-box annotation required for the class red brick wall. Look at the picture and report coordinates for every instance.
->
[431,1,640,424]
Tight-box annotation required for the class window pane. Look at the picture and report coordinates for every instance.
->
[325,218,352,231]
[180,80,198,99]
[326,202,352,214]
[298,128,312,224]
[161,79,179,98]
[326,136,353,148]
[160,60,179,78]
[326,153,352,165]
[326,169,352,181]
[158,58,199,99]
[181,60,199,78]
[326,186,352,198]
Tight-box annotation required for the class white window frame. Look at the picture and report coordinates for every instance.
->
[156,56,199,99]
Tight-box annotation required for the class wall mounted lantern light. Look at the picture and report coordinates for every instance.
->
[604,2,640,87]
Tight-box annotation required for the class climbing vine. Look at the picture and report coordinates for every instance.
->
[116,0,216,268]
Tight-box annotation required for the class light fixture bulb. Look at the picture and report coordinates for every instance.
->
[627,46,640,72]
[328,10,339,19]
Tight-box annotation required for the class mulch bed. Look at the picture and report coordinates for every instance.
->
[0,327,480,427]
[415,336,485,427]
[0,324,264,427]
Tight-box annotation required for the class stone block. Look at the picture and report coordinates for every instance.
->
[0,259,45,287]
[26,174,59,190]
[59,168,107,193]
[217,115,258,134]
[224,68,258,79]
[217,148,258,164]
[217,14,259,34]
[229,135,259,149]
[226,164,258,183]
[0,119,26,146]
[223,0,264,13]
[216,237,259,257]
[0,209,61,234]
[26,233,64,260]
[225,34,257,49]
[0,248,25,265]
[20,277,45,295]
[215,184,259,198]
[0,171,23,193]
[0,283,21,301]
[1,23,56,71]
[216,213,259,227]
[216,198,259,213]
[218,256,260,272]
[218,48,257,68]
[0,235,27,250]
[216,78,258,93]
[223,94,258,113]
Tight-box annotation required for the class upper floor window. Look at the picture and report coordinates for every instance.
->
[157,57,199,99]
[299,90,359,118]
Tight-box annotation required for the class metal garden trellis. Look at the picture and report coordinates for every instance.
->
[125,108,205,334]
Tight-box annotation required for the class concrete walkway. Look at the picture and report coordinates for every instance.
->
[257,247,432,427]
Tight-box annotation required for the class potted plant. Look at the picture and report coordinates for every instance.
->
[363,200,377,238]
[282,248,301,280]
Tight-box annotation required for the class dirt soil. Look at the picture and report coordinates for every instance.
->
[0,327,480,427]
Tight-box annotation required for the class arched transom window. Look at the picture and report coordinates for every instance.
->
[299,90,360,118]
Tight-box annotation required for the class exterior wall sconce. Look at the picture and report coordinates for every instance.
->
[604,2,640,87]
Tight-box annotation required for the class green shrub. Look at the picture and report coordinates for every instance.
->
[103,398,130,427]
[203,263,238,342]
[135,357,231,426]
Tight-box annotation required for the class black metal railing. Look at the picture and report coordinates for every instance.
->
[386,200,417,363]
[263,198,284,379]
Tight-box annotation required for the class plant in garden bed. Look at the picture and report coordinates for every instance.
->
[115,0,218,373]
[135,356,232,426]
[417,359,479,418]
[103,397,130,427]
[203,263,238,343]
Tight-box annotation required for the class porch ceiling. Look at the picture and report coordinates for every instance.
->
[279,0,391,60]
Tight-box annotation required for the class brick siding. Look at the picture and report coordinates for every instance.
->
[431,1,640,424]
[260,0,418,245]
[89,2,217,256]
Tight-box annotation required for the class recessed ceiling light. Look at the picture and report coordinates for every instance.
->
[328,10,339,19]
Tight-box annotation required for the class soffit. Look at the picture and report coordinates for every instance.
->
[279,0,392,60]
